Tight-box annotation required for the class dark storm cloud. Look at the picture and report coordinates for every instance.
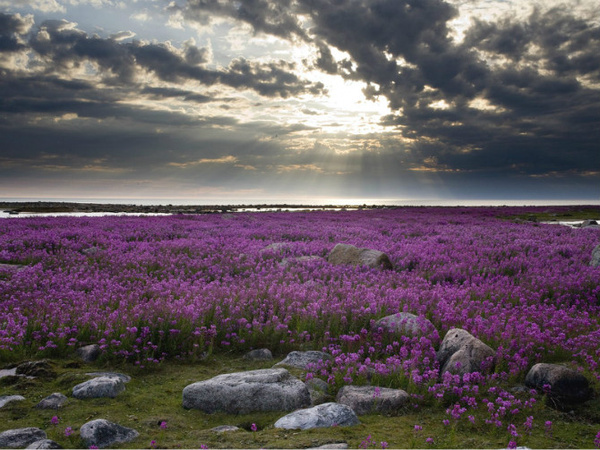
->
[13,16,324,97]
[181,0,600,179]
[178,0,307,41]
[0,12,32,51]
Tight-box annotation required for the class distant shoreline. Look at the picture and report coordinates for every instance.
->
[0,201,387,215]
[2,201,600,216]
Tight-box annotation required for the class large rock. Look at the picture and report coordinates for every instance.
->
[85,372,131,383]
[16,360,56,378]
[0,395,25,408]
[0,428,47,448]
[525,363,592,406]
[274,351,333,370]
[36,393,68,409]
[182,368,311,414]
[591,244,600,267]
[437,328,495,376]
[327,244,393,270]
[26,439,62,449]
[336,386,409,415]
[76,344,101,362]
[72,376,125,399]
[274,402,360,430]
[80,419,139,449]
[306,378,330,405]
[243,348,273,361]
[375,313,436,336]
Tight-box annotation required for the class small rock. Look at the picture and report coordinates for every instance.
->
[26,439,63,449]
[76,344,101,362]
[336,386,409,415]
[82,246,100,255]
[261,242,293,253]
[210,425,240,433]
[85,372,131,383]
[437,328,495,375]
[305,378,329,405]
[591,244,600,267]
[36,393,68,409]
[525,363,592,406]
[274,351,333,370]
[16,360,56,378]
[581,220,598,227]
[243,348,273,361]
[375,312,436,336]
[0,367,17,379]
[80,419,139,449]
[0,428,47,448]
[274,402,360,430]
[72,376,125,399]
[327,243,393,270]
[0,395,25,408]
[183,368,311,414]
[309,444,349,449]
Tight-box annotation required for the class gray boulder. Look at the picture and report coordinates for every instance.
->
[274,402,360,430]
[327,244,393,270]
[0,428,47,448]
[591,244,600,267]
[16,360,56,378]
[36,393,68,409]
[211,425,240,433]
[72,376,125,399]
[80,419,139,449]
[85,372,131,383]
[243,348,273,361]
[0,395,25,408]
[306,378,330,405]
[182,368,311,414]
[525,363,592,405]
[26,439,62,449]
[437,328,495,376]
[375,313,436,336]
[76,344,101,362]
[336,385,409,415]
[274,351,333,370]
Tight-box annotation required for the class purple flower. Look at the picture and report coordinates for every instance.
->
[50,416,59,426]
[594,430,600,448]
[159,421,167,429]
[508,440,517,449]
[250,423,257,432]
[64,427,73,437]
[426,437,434,445]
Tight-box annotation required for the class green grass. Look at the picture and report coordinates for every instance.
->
[500,206,600,223]
[1,355,599,449]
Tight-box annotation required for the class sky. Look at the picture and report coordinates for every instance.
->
[0,0,599,204]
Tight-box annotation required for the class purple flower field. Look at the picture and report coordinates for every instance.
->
[1,207,599,386]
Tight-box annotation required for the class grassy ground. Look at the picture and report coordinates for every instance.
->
[1,354,599,449]
[502,206,600,223]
